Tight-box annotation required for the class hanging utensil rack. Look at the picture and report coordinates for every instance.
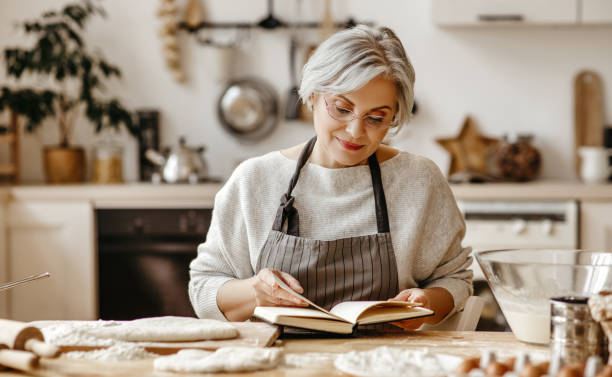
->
[179,0,373,46]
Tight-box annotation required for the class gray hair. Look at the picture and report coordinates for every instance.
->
[299,25,415,130]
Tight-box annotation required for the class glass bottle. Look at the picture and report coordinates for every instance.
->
[93,132,124,184]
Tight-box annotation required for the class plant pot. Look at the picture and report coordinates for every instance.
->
[43,146,85,183]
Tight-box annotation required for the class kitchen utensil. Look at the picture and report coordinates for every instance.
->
[285,0,302,120]
[475,249,612,345]
[257,0,285,29]
[137,109,160,182]
[574,70,604,175]
[579,146,612,184]
[0,319,59,358]
[145,137,208,183]
[0,346,38,372]
[550,296,607,365]
[0,272,50,292]
[217,78,279,141]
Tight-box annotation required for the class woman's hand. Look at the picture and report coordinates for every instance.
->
[249,268,309,308]
[389,288,430,330]
[389,287,454,330]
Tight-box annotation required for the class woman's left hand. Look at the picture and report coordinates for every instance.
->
[389,288,430,330]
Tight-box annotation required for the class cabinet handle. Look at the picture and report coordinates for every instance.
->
[477,14,524,22]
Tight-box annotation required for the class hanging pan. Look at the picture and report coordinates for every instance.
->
[217,78,279,142]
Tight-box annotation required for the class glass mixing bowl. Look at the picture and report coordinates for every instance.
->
[475,249,612,345]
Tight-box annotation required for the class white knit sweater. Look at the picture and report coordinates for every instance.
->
[189,150,473,321]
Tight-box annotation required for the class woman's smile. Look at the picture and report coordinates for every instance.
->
[336,137,365,151]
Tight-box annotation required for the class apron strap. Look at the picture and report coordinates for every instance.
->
[272,136,391,235]
[272,136,317,235]
[367,152,390,233]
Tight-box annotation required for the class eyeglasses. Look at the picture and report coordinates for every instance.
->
[322,96,396,129]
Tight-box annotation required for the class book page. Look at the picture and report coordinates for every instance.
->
[330,301,423,324]
[271,274,346,321]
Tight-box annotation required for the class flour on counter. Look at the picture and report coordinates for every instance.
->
[63,343,158,362]
[334,347,457,377]
[153,347,283,373]
[283,352,338,368]
[30,320,121,347]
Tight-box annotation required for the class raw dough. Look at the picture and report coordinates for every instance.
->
[88,316,238,342]
[334,347,455,377]
[153,347,283,373]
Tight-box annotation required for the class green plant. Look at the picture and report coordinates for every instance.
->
[0,0,136,147]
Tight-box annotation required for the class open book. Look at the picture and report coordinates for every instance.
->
[252,275,434,334]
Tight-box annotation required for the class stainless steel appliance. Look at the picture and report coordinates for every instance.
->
[97,209,211,320]
[458,200,579,331]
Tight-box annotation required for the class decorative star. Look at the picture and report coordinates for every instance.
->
[436,116,500,176]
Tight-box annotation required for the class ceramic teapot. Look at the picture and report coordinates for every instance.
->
[145,137,208,183]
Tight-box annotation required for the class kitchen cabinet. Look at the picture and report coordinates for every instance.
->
[432,0,579,26]
[580,201,612,251]
[582,0,612,23]
[6,200,96,321]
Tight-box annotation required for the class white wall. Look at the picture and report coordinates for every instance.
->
[1,0,611,183]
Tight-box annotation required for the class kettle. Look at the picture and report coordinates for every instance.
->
[145,137,208,184]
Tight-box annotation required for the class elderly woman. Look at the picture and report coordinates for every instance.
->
[189,25,472,330]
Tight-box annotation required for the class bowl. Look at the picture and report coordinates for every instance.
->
[475,249,612,345]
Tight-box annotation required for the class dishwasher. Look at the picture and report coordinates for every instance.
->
[458,200,579,331]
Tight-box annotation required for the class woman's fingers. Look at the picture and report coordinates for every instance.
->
[278,271,304,294]
[255,269,308,307]
[391,317,426,330]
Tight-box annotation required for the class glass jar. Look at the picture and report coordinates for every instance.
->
[93,138,124,184]
[493,133,542,181]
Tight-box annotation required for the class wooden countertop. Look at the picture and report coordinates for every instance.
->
[0,331,548,377]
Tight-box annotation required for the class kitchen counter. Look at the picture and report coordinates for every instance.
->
[450,179,612,200]
[0,331,547,377]
[0,180,611,205]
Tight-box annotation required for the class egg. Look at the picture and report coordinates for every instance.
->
[595,365,612,377]
[557,365,586,377]
[503,357,517,371]
[455,357,481,375]
[519,364,545,377]
[486,362,510,377]
[535,361,550,374]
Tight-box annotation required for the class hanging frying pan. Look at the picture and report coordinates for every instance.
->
[217,78,279,141]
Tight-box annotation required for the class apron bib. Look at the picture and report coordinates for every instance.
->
[255,136,399,310]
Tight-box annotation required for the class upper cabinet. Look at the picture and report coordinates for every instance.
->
[582,0,612,23]
[433,0,612,26]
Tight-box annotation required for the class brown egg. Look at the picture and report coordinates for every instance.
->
[557,365,583,377]
[519,364,545,377]
[503,357,517,371]
[535,361,550,374]
[565,363,585,377]
[486,362,510,377]
[595,365,612,377]
[454,357,481,375]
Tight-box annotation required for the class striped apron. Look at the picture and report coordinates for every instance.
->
[255,136,399,311]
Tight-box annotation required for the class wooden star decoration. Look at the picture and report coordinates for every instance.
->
[436,116,500,176]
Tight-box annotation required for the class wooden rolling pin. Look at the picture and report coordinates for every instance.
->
[0,344,39,372]
[0,319,60,358]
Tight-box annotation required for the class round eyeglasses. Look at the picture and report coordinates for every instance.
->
[322,96,396,129]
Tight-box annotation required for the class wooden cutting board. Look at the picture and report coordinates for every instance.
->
[51,322,280,355]
[574,70,604,174]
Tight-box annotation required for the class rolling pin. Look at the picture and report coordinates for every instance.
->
[0,319,60,358]
[0,344,39,371]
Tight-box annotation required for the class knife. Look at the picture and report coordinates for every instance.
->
[0,272,51,292]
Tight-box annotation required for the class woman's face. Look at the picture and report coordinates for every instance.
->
[311,76,398,168]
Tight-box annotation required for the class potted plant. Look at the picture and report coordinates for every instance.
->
[0,0,136,183]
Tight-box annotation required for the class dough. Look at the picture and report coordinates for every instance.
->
[153,347,283,373]
[334,347,452,377]
[88,316,238,342]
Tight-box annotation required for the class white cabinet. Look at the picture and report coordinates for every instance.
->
[7,201,96,321]
[582,0,612,23]
[433,0,579,26]
[580,201,612,251]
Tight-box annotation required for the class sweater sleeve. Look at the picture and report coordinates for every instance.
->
[418,160,474,318]
[188,163,255,321]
